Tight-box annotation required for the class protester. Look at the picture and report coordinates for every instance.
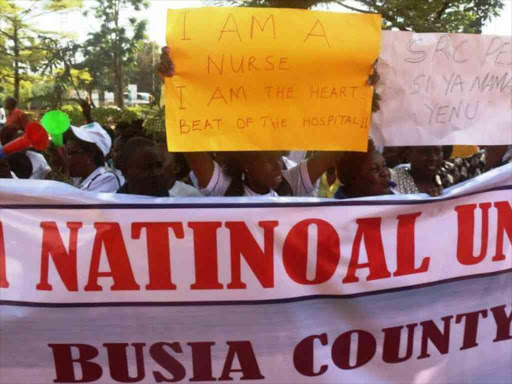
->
[64,123,121,192]
[335,140,393,199]
[111,128,145,185]
[392,146,444,196]
[184,149,336,197]
[2,98,28,143]
[117,137,169,197]
[158,144,203,197]
[439,145,512,186]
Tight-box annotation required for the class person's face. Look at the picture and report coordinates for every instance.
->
[409,146,443,178]
[246,152,283,192]
[65,140,93,178]
[353,151,391,197]
[382,146,405,169]
[125,146,166,196]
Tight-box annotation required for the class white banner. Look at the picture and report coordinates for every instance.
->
[372,31,512,146]
[1,165,511,383]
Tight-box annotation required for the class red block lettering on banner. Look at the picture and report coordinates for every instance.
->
[37,222,83,291]
[394,213,431,276]
[226,221,278,289]
[493,201,512,261]
[343,218,391,283]
[49,341,264,382]
[455,310,488,350]
[293,334,329,376]
[131,222,184,290]
[455,203,491,265]
[382,324,417,363]
[104,343,146,382]
[188,222,224,290]
[49,344,103,383]
[331,330,377,369]
[150,342,186,382]
[219,341,265,380]
[0,222,9,288]
[283,219,340,285]
[418,316,454,359]
[188,342,217,381]
[84,223,140,291]
[490,304,512,342]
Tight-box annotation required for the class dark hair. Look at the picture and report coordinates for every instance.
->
[115,121,131,134]
[442,145,453,160]
[130,119,145,132]
[64,129,105,167]
[119,128,144,142]
[337,140,376,187]
[6,152,33,179]
[5,97,17,108]
[119,137,155,169]
[223,151,293,197]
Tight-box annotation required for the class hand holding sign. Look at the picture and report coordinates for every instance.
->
[41,110,70,147]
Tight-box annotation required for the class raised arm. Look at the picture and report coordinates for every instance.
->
[184,152,216,189]
[306,151,340,185]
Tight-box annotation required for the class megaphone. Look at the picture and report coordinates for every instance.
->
[0,122,50,159]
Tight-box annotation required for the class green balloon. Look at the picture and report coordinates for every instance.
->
[41,110,70,135]
[50,133,63,148]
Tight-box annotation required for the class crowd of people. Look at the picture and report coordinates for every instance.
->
[0,51,510,200]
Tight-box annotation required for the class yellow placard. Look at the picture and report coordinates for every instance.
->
[165,7,381,152]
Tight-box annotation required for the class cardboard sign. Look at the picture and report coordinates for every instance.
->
[165,7,381,152]
[372,31,512,146]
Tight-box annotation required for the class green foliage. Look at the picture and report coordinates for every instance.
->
[142,105,166,142]
[125,40,162,99]
[212,0,505,33]
[0,0,82,100]
[56,103,165,143]
[82,0,149,108]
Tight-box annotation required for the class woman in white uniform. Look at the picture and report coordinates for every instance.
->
[64,123,121,192]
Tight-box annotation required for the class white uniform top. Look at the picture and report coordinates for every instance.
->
[200,160,315,197]
[26,151,51,180]
[169,181,203,197]
[110,167,125,187]
[75,166,121,192]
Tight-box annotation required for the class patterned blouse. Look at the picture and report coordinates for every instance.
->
[391,150,506,195]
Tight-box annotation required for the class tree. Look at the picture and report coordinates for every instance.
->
[213,0,505,33]
[125,40,161,99]
[84,0,149,108]
[0,0,81,101]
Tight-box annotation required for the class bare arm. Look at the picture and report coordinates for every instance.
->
[306,151,340,185]
[157,47,216,188]
[184,152,215,189]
